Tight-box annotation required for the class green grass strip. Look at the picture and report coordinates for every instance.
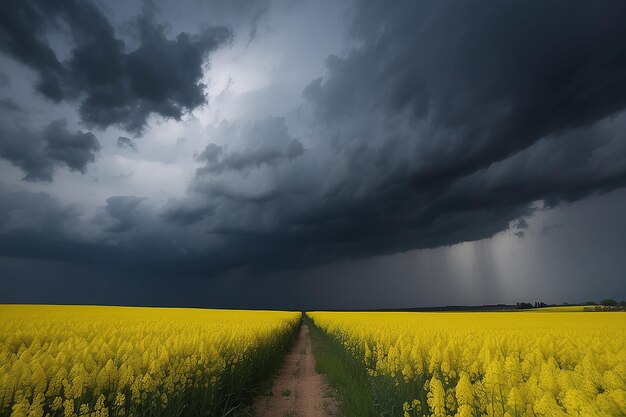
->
[305,316,378,417]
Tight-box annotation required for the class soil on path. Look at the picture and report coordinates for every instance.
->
[254,323,338,417]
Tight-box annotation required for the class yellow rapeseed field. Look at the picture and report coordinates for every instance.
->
[0,305,300,417]
[308,311,626,417]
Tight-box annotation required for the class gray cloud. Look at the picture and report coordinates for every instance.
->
[0,186,91,265]
[117,136,137,151]
[160,117,304,226]
[0,186,170,271]
[1,0,626,306]
[44,120,101,174]
[154,0,626,273]
[0,97,21,113]
[160,202,213,226]
[303,1,626,185]
[92,196,148,233]
[0,0,232,133]
[0,118,100,182]
[197,117,304,174]
[0,188,78,235]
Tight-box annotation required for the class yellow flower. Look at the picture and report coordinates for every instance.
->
[0,305,299,417]
[307,310,626,417]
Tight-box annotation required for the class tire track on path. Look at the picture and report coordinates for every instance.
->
[254,323,338,417]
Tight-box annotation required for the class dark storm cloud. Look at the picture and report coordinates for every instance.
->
[44,120,101,174]
[161,117,304,226]
[0,186,93,265]
[0,0,232,133]
[161,0,626,272]
[92,196,148,233]
[1,118,624,278]
[160,201,213,226]
[512,219,529,238]
[197,117,304,174]
[0,72,9,86]
[0,183,243,275]
[2,0,626,283]
[304,0,626,181]
[117,136,137,151]
[0,185,180,271]
[515,219,529,230]
[0,98,21,113]
[0,188,78,235]
[286,1,626,250]
[0,118,100,181]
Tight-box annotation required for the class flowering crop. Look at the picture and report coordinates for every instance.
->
[0,305,300,417]
[308,312,626,417]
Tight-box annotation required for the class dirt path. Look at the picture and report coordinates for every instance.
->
[254,323,338,417]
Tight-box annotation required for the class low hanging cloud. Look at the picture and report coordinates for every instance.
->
[92,196,148,233]
[117,136,137,151]
[160,201,214,226]
[161,117,304,226]
[1,0,626,280]
[197,117,304,175]
[0,98,21,113]
[0,0,232,133]
[0,188,78,235]
[303,1,626,183]
[144,0,626,273]
[0,118,100,182]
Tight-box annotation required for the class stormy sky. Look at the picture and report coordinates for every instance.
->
[1,0,625,309]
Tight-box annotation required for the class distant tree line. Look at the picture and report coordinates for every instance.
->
[516,301,547,309]
[583,299,626,311]
[516,299,625,311]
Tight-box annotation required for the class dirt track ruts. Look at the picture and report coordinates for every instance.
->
[254,323,338,417]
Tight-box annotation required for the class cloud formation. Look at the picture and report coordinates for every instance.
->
[117,136,137,151]
[1,0,626,290]
[153,0,626,273]
[92,196,148,233]
[0,0,232,133]
[0,118,100,181]
[304,0,626,181]
[197,117,304,174]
